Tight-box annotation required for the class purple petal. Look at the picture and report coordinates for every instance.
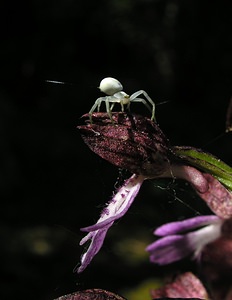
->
[146,235,193,264]
[80,174,144,232]
[155,215,220,236]
[76,223,112,273]
[76,174,145,273]
[147,219,223,265]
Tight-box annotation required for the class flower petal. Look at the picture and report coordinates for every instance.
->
[155,215,220,236]
[76,223,111,273]
[147,218,223,266]
[146,235,193,264]
[81,174,145,232]
[76,174,144,273]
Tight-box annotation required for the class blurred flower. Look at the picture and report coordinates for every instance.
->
[146,215,223,265]
[150,272,209,299]
[148,218,232,299]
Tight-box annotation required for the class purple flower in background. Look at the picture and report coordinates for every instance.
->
[146,215,223,265]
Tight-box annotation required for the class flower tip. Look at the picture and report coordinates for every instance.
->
[73,262,83,274]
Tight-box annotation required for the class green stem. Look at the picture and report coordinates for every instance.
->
[172,146,232,191]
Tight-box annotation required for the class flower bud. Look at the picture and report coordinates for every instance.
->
[77,113,169,178]
[77,112,170,177]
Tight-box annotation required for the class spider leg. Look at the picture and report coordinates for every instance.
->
[130,98,151,112]
[110,103,115,110]
[88,97,105,123]
[108,96,123,121]
[120,101,125,112]
[105,97,114,122]
[130,90,156,121]
[126,102,130,112]
[97,102,101,112]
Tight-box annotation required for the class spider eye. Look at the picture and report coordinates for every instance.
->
[99,77,123,95]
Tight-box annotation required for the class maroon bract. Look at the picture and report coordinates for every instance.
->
[78,112,170,177]
[54,289,126,300]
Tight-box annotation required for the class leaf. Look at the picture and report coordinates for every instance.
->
[172,146,232,191]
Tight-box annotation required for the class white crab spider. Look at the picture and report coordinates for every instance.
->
[89,77,156,122]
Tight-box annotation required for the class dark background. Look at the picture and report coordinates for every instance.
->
[1,1,232,299]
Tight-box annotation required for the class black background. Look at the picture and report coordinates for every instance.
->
[1,1,232,299]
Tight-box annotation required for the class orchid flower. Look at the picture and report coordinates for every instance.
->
[76,112,232,273]
[147,216,232,299]
[146,215,223,265]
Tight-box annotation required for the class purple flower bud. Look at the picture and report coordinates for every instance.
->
[77,112,170,177]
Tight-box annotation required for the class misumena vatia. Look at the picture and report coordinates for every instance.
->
[89,77,156,122]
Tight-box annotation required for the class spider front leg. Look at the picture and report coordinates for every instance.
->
[130,90,156,121]
[88,97,105,123]
[89,96,114,123]
[104,96,114,122]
